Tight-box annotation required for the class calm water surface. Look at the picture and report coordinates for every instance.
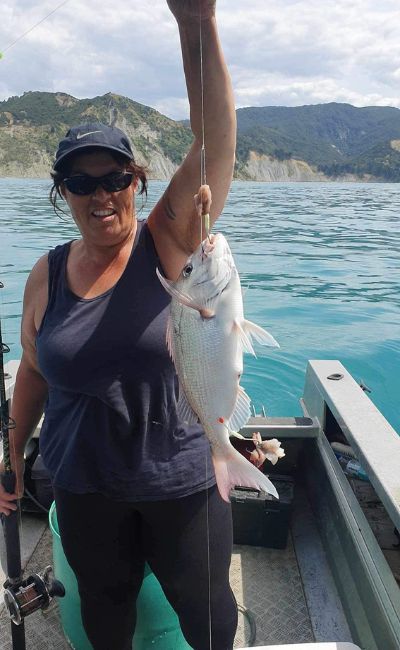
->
[0,179,399,433]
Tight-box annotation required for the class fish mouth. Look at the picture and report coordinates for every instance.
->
[201,234,216,258]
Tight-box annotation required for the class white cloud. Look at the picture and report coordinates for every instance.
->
[0,0,400,118]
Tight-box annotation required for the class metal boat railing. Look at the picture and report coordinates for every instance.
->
[302,359,400,650]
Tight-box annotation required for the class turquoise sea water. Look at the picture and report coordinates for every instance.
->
[0,179,399,434]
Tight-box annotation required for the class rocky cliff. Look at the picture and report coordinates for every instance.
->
[1,93,400,181]
[241,151,369,182]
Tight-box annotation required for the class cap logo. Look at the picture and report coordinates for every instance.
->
[76,130,103,140]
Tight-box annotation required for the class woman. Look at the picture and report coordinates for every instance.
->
[0,1,237,648]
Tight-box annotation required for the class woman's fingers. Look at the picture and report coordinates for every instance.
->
[249,448,266,468]
[0,490,19,515]
[194,184,212,217]
[0,459,24,514]
[1,505,18,516]
[167,0,216,21]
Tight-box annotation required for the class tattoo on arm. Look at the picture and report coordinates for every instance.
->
[162,191,177,220]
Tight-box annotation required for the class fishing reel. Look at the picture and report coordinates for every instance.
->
[3,565,65,625]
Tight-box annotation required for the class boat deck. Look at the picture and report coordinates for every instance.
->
[2,359,399,649]
[0,486,353,649]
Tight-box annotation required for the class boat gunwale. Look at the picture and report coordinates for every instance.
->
[303,359,400,534]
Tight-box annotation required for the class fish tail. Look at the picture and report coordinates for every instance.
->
[212,448,279,502]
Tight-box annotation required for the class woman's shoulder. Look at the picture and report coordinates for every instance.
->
[31,241,76,287]
[24,254,48,315]
[22,254,49,337]
[48,240,73,263]
[28,253,49,286]
[26,240,72,302]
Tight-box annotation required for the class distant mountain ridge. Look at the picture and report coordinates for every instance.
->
[1,91,400,181]
[235,103,400,181]
[0,91,193,179]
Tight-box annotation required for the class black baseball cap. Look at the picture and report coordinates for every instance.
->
[53,122,135,171]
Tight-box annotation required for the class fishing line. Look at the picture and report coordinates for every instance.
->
[199,3,210,242]
[0,0,72,59]
[199,12,207,189]
[198,5,212,648]
[205,449,212,650]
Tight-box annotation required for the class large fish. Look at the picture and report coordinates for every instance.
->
[156,220,281,502]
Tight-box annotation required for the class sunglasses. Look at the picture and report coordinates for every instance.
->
[63,171,134,196]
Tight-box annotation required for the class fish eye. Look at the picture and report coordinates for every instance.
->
[182,263,193,278]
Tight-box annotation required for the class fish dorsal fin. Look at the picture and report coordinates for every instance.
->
[233,319,256,356]
[242,319,280,348]
[227,384,251,433]
[177,385,199,425]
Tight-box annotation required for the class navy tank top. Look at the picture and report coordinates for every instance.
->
[36,220,215,500]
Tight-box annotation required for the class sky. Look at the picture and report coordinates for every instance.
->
[1,0,400,120]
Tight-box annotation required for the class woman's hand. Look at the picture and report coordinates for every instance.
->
[0,456,25,516]
[167,0,216,22]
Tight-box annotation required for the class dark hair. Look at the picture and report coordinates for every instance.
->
[49,150,148,218]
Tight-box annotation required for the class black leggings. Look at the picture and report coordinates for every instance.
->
[54,485,238,650]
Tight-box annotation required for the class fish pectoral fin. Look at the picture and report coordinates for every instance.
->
[229,430,245,440]
[177,386,199,425]
[156,268,204,313]
[165,315,176,363]
[200,307,215,319]
[227,385,251,433]
[233,319,256,356]
[242,319,280,348]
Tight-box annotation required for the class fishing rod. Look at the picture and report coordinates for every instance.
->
[0,280,65,649]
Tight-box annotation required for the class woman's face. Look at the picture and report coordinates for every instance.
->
[61,150,137,247]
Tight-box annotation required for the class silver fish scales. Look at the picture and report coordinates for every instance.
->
[157,231,281,502]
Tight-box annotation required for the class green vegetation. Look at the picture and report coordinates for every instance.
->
[0,91,194,176]
[1,93,400,180]
[235,103,400,180]
[319,143,400,181]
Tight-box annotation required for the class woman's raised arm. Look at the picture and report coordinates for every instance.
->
[148,0,236,279]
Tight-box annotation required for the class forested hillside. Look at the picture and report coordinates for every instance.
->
[1,92,400,181]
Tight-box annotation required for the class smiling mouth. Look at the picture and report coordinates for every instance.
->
[91,209,116,220]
